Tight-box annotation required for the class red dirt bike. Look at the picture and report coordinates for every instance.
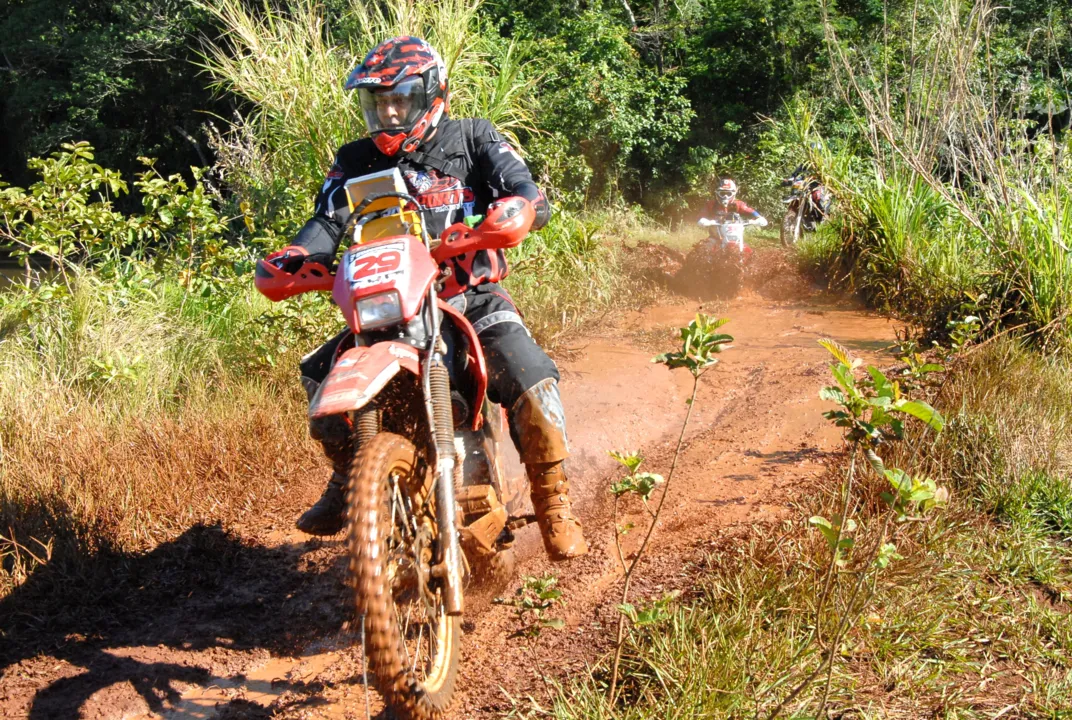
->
[254,179,534,719]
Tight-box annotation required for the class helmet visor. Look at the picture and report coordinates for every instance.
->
[717,189,735,204]
[358,76,428,135]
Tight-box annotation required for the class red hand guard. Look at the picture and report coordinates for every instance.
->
[255,246,334,301]
[432,196,535,265]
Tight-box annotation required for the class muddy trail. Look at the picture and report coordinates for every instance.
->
[0,248,898,719]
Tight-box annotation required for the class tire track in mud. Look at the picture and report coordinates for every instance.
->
[0,267,898,720]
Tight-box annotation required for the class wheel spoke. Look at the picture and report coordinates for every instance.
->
[413,622,425,674]
[429,609,440,659]
[390,477,400,531]
[397,604,411,665]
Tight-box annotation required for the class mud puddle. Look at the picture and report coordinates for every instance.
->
[0,252,899,719]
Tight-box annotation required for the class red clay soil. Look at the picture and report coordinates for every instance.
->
[0,248,899,719]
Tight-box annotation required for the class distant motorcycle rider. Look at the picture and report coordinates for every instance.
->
[268,36,588,561]
[697,178,768,235]
[782,163,832,220]
[782,162,814,185]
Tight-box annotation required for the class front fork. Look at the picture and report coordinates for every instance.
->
[429,351,465,615]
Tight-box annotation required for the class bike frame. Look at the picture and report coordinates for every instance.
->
[782,176,827,224]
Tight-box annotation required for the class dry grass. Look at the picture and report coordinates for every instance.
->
[0,273,329,597]
[897,340,1072,494]
[1,387,315,587]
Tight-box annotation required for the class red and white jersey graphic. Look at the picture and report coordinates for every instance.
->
[403,169,476,218]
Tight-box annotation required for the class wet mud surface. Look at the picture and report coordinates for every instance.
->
[0,248,899,719]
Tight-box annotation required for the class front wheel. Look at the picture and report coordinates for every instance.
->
[781,204,804,247]
[348,432,461,720]
[711,245,743,298]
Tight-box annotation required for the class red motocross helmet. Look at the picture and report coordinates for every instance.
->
[345,36,449,156]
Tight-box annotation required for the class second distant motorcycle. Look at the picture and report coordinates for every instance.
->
[780,167,831,247]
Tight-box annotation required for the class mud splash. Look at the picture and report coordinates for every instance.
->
[0,253,899,719]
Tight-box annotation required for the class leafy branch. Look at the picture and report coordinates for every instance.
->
[607,314,732,704]
[766,338,948,718]
[495,574,566,703]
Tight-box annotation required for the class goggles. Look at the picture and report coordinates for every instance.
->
[358,76,428,135]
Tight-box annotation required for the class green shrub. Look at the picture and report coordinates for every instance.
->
[805,0,1072,350]
[504,209,630,344]
[552,342,1072,717]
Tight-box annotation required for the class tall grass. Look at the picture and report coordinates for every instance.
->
[805,161,1072,347]
[504,210,634,344]
[801,168,992,331]
[1005,184,1072,340]
[806,0,1072,350]
[199,0,359,191]
[200,0,539,214]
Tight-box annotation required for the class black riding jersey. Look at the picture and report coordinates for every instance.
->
[291,117,548,297]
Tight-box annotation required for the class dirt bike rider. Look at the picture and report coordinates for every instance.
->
[782,162,814,186]
[697,178,767,247]
[266,36,588,561]
[781,143,832,219]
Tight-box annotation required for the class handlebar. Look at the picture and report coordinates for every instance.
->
[255,194,536,302]
[698,217,765,227]
[431,196,534,264]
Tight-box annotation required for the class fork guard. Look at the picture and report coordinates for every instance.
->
[309,342,421,419]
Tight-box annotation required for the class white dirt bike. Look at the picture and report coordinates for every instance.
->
[680,214,763,299]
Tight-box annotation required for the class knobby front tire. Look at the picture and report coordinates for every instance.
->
[781,205,803,247]
[347,432,462,720]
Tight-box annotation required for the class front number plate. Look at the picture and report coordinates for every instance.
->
[346,241,407,290]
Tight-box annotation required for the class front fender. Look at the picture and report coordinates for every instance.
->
[309,342,421,419]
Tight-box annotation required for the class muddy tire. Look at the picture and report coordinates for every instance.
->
[347,432,461,720]
[677,239,742,299]
[714,248,744,298]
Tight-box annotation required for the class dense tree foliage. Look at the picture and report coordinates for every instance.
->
[508,9,693,204]
[0,0,232,188]
[0,0,1068,214]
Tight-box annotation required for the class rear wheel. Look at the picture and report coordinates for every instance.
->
[469,547,517,599]
[347,432,461,720]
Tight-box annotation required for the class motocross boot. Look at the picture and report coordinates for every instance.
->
[296,377,353,536]
[511,379,589,561]
[296,472,348,536]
